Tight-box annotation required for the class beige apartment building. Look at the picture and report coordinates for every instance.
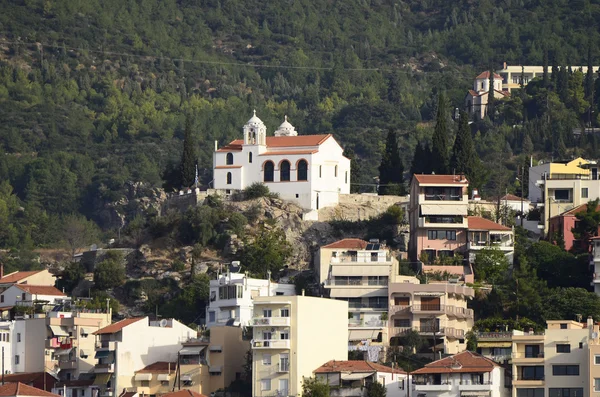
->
[387,276,474,354]
[131,326,249,396]
[316,238,396,344]
[251,295,347,397]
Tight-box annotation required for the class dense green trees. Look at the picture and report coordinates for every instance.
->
[180,117,197,189]
[301,378,329,397]
[450,111,477,178]
[431,93,450,174]
[378,130,405,195]
[93,252,126,290]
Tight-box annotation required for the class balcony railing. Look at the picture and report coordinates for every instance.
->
[411,304,444,312]
[512,352,544,359]
[252,339,290,349]
[348,303,388,310]
[95,341,116,350]
[348,320,386,328]
[476,332,513,340]
[330,256,392,264]
[58,360,77,370]
[389,305,410,315]
[94,363,115,373]
[468,240,514,249]
[251,317,291,327]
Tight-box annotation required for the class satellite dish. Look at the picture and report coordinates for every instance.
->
[159,319,168,327]
[593,332,598,340]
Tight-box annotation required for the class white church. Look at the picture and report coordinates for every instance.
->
[212,111,351,211]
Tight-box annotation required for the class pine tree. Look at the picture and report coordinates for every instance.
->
[378,129,405,195]
[450,111,477,177]
[523,132,534,156]
[410,143,433,177]
[431,92,450,174]
[558,65,569,103]
[543,46,549,87]
[551,51,559,89]
[487,68,495,121]
[180,117,197,188]
[586,42,595,127]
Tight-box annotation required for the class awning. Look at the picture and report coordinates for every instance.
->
[49,325,69,337]
[80,349,88,357]
[413,292,445,297]
[420,204,468,216]
[55,348,72,356]
[134,373,152,381]
[341,372,374,381]
[477,342,511,348]
[95,351,110,358]
[209,366,222,373]
[461,392,491,397]
[179,346,205,355]
[93,374,112,385]
[348,329,380,341]
[181,375,192,382]
[80,327,93,335]
[209,345,222,352]
[157,374,170,381]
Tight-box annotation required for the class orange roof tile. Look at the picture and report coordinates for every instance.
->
[0,271,44,284]
[0,383,61,397]
[322,239,369,250]
[500,193,526,202]
[14,285,65,296]
[411,351,497,375]
[468,216,511,231]
[94,317,144,335]
[258,150,318,156]
[476,71,503,80]
[1,373,51,385]
[217,135,332,153]
[160,390,207,397]
[413,174,469,185]
[216,141,244,152]
[314,360,406,374]
[136,362,177,374]
[557,203,600,217]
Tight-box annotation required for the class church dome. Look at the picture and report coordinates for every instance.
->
[246,109,265,126]
[274,115,298,137]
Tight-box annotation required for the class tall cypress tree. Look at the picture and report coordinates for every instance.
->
[180,117,197,188]
[551,51,559,89]
[431,92,450,174]
[450,111,477,177]
[378,129,405,195]
[543,46,549,87]
[487,68,496,121]
[586,42,595,127]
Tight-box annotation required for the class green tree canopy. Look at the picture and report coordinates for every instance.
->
[450,110,478,178]
[240,226,292,278]
[93,252,126,290]
[431,93,450,174]
[378,129,405,195]
[302,377,329,397]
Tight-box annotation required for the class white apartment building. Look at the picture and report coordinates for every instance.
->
[92,317,196,397]
[411,351,508,397]
[251,295,348,397]
[0,321,14,374]
[205,271,295,328]
[213,112,351,211]
[1,285,68,309]
[316,238,396,344]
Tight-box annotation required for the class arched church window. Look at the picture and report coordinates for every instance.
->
[297,160,308,181]
[264,161,274,182]
[226,172,232,185]
[226,153,233,165]
[280,160,291,182]
[249,152,253,163]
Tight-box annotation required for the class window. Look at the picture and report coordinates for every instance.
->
[554,189,570,201]
[424,187,462,201]
[161,381,169,386]
[280,331,289,340]
[560,323,567,329]
[552,365,579,376]
[556,344,570,353]
[263,309,272,318]
[319,165,322,178]
[334,165,338,177]
[394,297,409,306]
[368,297,387,309]
[595,354,600,365]
[280,308,289,317]
[261,379,271,391]
[208,312,215,323]
[280,160,291,181]
[248,152,252,163]
[263,331,272,341]
[345,171,348,184]
[14,355,19,365]
[262,354,271,365]
[297,160,308,181]
[226,172,232,185]
[525,345,540,358]
[582,188,588,199]
[521,366,544,380]
[595,378,600,392]
[394,319,410,327]
[0,296,3,303]
[427,230,457,240]
[516,389,544,397]
[141,381,150,387]
[264,161,274,182]
[16,333,21,343]
[226,153,233,165]
[548,388,583,397]
[21,293,25,300]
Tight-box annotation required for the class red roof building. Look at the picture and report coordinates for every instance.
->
[94,317,144,335]
[313,360,407,392]
[0,383,61,397]
[548,203,600,252]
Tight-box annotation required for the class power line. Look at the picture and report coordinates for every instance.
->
[0,38,422,73]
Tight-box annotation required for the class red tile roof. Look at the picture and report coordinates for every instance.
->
[557,203,600,217]
[476,71,503,80]
[413,174,469,185]
[160,390,207,397]
[14,285,65,296]
[0,373,52,385]
[0,271,44,284]
[500,193,525,202]
[217,135,332,152]
[468,216,511,231]
[136,362,177,374]
[322,239,369,250]
[0,383,61,397]
[411,351,498,374]
[314,360,406,374]
[94,317,144,335]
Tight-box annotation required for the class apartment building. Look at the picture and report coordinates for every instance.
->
[387,276,474,355]
[0,320,14,374]
[496,63,600,92]
[511,320,589,397]
[130,326,249,396]
[549,203,600,252]
[92,317,196,397]
[528,157,600,233]
[587,319,600,396]
[205,269,295,328]
[314,360,407,397]
[411,351,508,397]
[317,238,396,344]
[251,295,347,397]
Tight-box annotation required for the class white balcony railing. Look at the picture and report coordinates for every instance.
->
[251,317,291,327]
[414,384,452,392]
[252,339,291,349]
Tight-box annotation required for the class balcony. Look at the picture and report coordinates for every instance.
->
[96,341,116,351]
[458,381,493,391]
[95,363,115,373]
[251,317,290,327]
[468,240,514,251]
[445,327,466,339]
[411,304,445,314]
[390,326,452,337]
[446,306,474,319]
[252,339,290,349]
[512,379,544,387]
[330,255,392,264]
[348,319,386,328]
[414,383,452,392]
[511,352,544,364]
[99,391,113,397]
[476,332,513,341]
[419,216,468,228]
[58,360,77,370]
[389,305,410,316]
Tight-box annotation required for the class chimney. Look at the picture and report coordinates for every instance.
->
[214,140,218,151]
[588,316,594,328]
[0,263,4,280]
[301,289,305,296]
